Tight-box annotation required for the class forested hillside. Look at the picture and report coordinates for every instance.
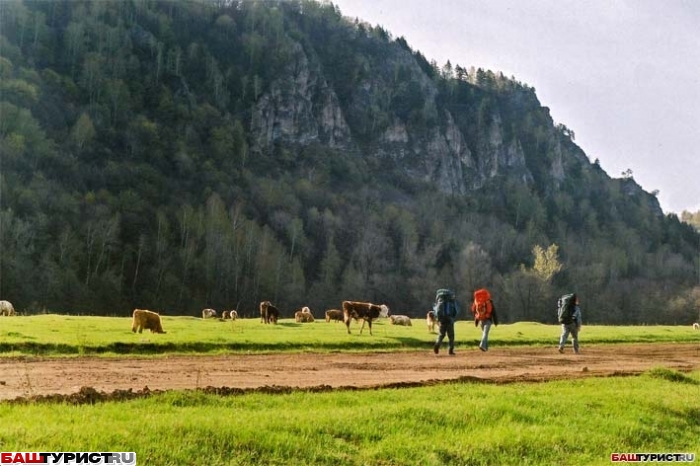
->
[1,0,698,324]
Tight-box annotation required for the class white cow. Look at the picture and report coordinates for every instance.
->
[0,300,14,316]
[389,315,412,326]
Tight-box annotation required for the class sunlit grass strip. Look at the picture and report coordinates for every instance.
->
[0,370,697,465]
[0,316,698,357]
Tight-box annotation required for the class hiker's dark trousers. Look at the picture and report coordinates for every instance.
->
[436,319,455,352]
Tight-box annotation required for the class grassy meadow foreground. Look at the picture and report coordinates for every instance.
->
[1,315,698,464]
[0,314,698,356]
[0,369,698,465]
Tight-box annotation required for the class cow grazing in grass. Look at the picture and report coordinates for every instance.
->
[0,300,15,316]
[221,311,230,320]
[693,323,699,330]
[426,310,438,333]
[389,315,412,326]
[295,308,315,323]
[202,308,217,319]
[342,301,389,335]
[325,309,343,323]
[131,309,166,334]
[259,301,279,324]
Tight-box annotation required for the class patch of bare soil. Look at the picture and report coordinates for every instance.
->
[0,343,698,404]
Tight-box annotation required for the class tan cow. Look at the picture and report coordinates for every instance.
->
[202,308,217,319]
[294,309,315,323]
[426,310,438,333]
[221,311,230,320]
[131,309,166,334]
[0,300,15,316]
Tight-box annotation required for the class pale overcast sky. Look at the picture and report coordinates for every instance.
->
[330,0,700,214]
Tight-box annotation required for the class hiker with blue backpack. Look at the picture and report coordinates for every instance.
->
[557,293,582,354]
[433,289,459,355]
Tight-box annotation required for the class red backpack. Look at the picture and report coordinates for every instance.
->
[472,288,493,321]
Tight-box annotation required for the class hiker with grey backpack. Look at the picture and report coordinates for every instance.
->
[557,293,582,354]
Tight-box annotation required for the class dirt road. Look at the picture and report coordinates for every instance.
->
[1,343,698,401]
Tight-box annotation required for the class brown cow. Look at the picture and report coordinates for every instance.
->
[131,309,166,334]
[325,309,344,322]
[259,301,279,324]
[342,301,389,335]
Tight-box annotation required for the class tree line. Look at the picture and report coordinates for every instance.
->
[0,0,698,324]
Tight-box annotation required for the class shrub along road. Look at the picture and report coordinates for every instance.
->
[0,343,698,401]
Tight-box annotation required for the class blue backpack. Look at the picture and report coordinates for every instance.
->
[434,289,458,320]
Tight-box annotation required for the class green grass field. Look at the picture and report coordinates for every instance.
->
[0,315,698,356]
[0,369,697,465]
[1,315,698,465]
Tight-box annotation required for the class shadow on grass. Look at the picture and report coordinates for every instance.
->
[0,338,439,356]
[1,337,696,357]
[391,336,433,348]
[644,367,699,385]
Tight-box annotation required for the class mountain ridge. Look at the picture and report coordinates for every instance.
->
[0,0,697,324]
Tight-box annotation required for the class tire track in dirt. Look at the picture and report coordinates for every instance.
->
[0,343,698,402]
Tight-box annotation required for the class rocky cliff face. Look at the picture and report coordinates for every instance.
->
[473,112,533,189]
[248,30,663,220]
[250,39,541,197]
[251,42,354,151]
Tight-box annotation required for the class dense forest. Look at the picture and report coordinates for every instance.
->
[1,0,698,324]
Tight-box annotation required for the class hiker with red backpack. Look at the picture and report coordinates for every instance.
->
[471,288,498,352]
